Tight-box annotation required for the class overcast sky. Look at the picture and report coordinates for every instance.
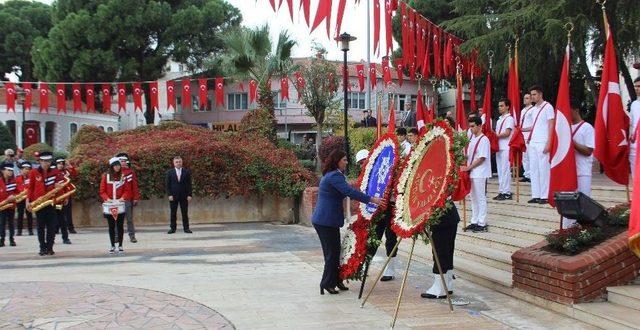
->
[33,0,382,63]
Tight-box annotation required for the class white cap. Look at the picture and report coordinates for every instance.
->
[109,157,121,166]
[355,149,369,163]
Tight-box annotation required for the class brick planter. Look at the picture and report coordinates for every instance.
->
[512,232,640,305]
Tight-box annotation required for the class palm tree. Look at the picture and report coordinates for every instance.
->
[220,24,296,115]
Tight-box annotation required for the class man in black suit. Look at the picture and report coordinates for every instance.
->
[166,156,193,234]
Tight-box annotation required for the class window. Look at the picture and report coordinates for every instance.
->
[227,93,248,111]
[107,127,114,132]
[70,123,78,138]
[98,126,104,131]
[347,92,366,109]
[273,92,287,109]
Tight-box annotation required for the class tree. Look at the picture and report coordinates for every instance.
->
[0,0,52,81]
[31,0,241,124]
[293,48,340,172]
[219,24,296,141]
[0,122,16,153]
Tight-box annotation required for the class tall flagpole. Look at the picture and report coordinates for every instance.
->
[366,0,372,112]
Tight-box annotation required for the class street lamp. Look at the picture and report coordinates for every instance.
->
[335,32,356,174]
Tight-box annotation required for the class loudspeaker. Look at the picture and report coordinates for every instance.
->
[553,192,608,227]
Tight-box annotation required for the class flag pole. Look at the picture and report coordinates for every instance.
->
[516,153,520,203]
[366,0,372,113]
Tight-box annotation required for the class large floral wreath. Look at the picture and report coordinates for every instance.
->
[391,121,458,238]
[339,214,369,279]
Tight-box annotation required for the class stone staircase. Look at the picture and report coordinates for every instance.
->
[573,281,640,329]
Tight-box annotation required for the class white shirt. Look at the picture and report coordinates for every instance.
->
[400,140,412,157]
[467,134,491,179]
[630,100,640,150]
[528,101,555,144]
[496,113,515,150]
[572,122,595,177]
[175,167,182,181]
[520,105,534,142]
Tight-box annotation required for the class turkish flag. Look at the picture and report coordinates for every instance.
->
[300,0,310,26]
[387,98,396,134]
[376,99,383,139]
[86,84,95,113]
[469,76,477,112]
[409,62,416,81]
[415,19,425,70]
[594,25,630,185]
[166,80,176,111]
[182,78,191,110]
[373,0,380,54]
[356,64,365,92]
[133,83,143,112]
[455,74,467,131]
[548,44,577,207]
[433,31,442,78]
[56,84,66,113]
[310,0,332,38]
[507,52,522,123]
[149,82,159,111]
[443,37,453,77]
[101,84,111,113]
[335,0,347,39]
[22,83,32,111]
[5,83,16,112]
[39,83,49,113]
[280,76,289,101]
[268,0,275,10]
[294,71,305,89]
[416,90,427,134]
[630,151,640,258]
[481,73,493,132]
[400,3,409,65]
[72,83,82,113]
[283,0,294,21]
[198,78,208,109]
[381,57,392,86]
[509,126,527,166]
[421,26,431,78]
[384,0,393,56]
[426,98,435,124]
[249,79,257,104]
[407,9,415,68]
[116,83,126,113]
[395,60,404,87]
[215,77,224,106]
[369,63,377,89]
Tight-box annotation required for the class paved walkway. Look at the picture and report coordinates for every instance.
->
[0,223,596,329]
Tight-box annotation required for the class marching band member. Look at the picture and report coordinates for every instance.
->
[494,98,515,200]
[27,151,65,256]
[15,161,34,236]
[116,152,140,243]
[56,157,77,234]
[519,93,534,182]
[524,85,555,205]
[100,157,131,254]
[54,157,72,244]
[461,116,491,232]
[0,162,18,247]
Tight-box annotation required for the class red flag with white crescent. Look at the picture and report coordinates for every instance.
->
[433,31,442,78]
[300,0,310,26]
[198,78,208,109]
[395,59,404,87]
[182,78,191,110]
[101,84,111,113]
[416,90,426,133]
[594,23,630,185]
[356,64,365,92]
[133,83,143,112]
[72,83,82,113]
[426,97,435,124]
[310,0,332,38]
[149,82,159,112]
[166,80,176,111]
[373,0,380,54]
[268,0,275,10]
[455,74,467,131]
[387,98,396,134]
[56,84,66,113]
[382,57,392,86]
[85,84,95,113]
[415,19,425,70]
[335,0,347,39]
[215,77,224,106]
[481,73,493,132]
[22,83,32,111]
[280,76,289,101]
[443,37,454,77]
[117,83,126,113]
[39,83,49,113]
[5,83,16,112]
[407,9,415,68]
[384,0,393,56]
[249,79,257,104]
[369,63,377,89]
[421,27,431,78]
[548,44,577,207]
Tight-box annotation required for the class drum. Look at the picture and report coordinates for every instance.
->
[102,201,126,216]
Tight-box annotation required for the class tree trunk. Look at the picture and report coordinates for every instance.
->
[143,84,154,125]
[315,121,323,173]
[578,49,598,111]
[257,82,278,143]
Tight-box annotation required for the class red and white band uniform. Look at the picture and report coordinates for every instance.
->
[467,134,491,226]
[524,101,555,199]
[563,121,595,228]
[629,99,640,177]
[99,173,132,202]
[0,175,17,242]
[122,167,140,239]
[520,105,534,179]
[496,113,515,195]
[27,167,65,253]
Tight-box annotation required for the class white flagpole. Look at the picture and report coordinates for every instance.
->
[365,0,372,112]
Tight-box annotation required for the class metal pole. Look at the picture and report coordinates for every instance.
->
[365,0,371,111]
[425,230,454,312]
[358,260,370,299]
[21,98,26,149]
[343,49,351,174]
[390,237,416,329]
[361,238,403,307]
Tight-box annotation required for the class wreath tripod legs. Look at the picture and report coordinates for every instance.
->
[425,229,454,312]
[360,238,402,308]
[390,237,416,329]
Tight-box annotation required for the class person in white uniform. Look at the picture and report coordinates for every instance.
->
[524,85,555,205]
[563,101,595,228]
[519,93,534,182]
[629,77,640,178]
[494,98,515,200]
[396,127,412,157]
[461,116,491,233]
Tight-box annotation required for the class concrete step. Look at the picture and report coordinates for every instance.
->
[573,302,640,330]
[485,182,627,205]
[482,219,548,242]
[486,178,628,192]
[456,229,534,254]
[608,285,640,311]
[461,206,560,230]
[453,240,513,272]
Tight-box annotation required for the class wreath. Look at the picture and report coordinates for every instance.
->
[339,214,369,279]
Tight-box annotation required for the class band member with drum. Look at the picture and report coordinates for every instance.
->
[15,161,34,236]
[116,152,140,243]
[56,157,77,235]
[27,151,65,256]
[100,157,131,254]
[0,162,18,247]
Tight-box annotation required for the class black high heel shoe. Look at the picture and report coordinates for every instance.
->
[320,287,339,295]
[336,282,349,291]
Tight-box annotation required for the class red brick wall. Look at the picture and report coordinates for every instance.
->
[512,232,640,305]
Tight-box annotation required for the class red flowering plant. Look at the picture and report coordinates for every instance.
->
[68,122,314,201]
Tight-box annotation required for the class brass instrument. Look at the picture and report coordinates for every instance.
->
[30,177,71,213]
[0,189,27,212]
[0,195,15,211]
[14,190,27,203]
[54,182,76,210]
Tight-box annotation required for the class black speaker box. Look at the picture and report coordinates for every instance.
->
[553,192,609,227]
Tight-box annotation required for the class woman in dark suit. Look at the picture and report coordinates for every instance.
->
[312,150,381,295]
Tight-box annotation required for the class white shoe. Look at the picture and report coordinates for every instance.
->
[383,257,397,277]
[109,246,115,254]
[118,246,124,253]
[422,274,447,299]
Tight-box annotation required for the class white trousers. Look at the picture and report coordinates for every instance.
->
[470,178,487,226]
[562,175,592,228]
[522,143,530,178]
[630,144,636,179]
[496,150,511,194]
[528,142,550,199]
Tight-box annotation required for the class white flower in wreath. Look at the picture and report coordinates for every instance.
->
[340,215,360,265]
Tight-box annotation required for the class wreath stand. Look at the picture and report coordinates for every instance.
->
[359,230,453,329]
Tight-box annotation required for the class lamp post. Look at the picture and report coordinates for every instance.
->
[335,32,356,174]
